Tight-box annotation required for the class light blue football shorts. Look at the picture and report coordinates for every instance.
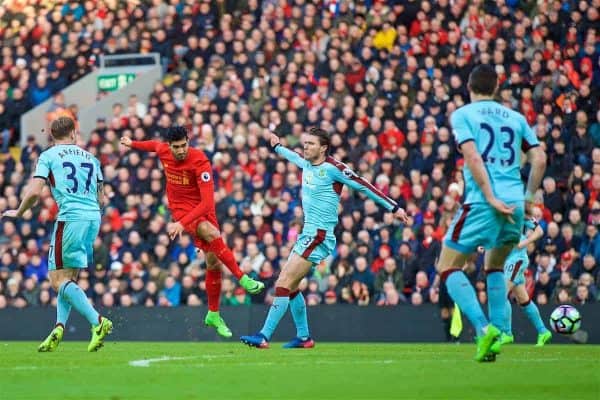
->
[48,219,100,270]
[444,202,525,254]
[292,228,336,265]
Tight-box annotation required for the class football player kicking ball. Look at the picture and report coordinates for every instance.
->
[3,117,112,352]
[490,217,552,353]
[240,127,408,348]
[120,126,264,337]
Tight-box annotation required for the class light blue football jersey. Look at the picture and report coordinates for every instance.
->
[506,218,539,263]
[451,100,539,204]
[275,145,398,236]
[34,144,103,221]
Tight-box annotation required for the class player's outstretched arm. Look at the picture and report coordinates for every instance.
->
[460,141,515,221]
[328,161,408,223]
[270,132,307,169]
[2,177,45,218]
[120,136,159,152]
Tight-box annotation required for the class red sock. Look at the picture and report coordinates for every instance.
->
[206,268,222,312]
[206,237,243,279]
[275,287,291,297]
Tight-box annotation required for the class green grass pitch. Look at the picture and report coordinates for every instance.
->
[1,342,599,399]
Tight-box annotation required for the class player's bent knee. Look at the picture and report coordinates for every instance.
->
[206,262,221,270]
[51,277,68,292]
[196,221,219,241]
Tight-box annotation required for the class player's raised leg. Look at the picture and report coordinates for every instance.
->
[203,252,232,338]
[437,246,499,361]
[241,252,312,348]
[197,221,264,294]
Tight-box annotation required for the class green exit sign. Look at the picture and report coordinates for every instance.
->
[97,73,136,91]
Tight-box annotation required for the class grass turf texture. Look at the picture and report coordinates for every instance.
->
[1,342,598,399]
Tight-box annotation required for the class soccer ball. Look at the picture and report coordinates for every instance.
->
[549,305,581,335]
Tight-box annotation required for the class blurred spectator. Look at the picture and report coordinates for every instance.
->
[374,258,404,301]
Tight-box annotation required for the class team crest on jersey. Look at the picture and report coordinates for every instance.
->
[318,168,326,177]
[342,168,357,178]
[201,172,211,182]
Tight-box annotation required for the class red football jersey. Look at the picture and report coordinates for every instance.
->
[130,140,215,226]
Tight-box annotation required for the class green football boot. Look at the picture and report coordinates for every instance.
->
[87,317,113,352]
[205,311,233,338]
[535,331,552,347]
[239,275,265,295]
[38,325,64,352]
[490,332,514,354]
[475,324,501,362]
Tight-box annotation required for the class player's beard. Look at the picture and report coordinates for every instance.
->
[174,151,187,160]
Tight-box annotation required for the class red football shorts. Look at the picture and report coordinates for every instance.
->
[181,213,220,252]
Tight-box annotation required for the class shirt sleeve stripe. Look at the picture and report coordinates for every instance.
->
[521,141,539,153]
[325,156,397,209]
[457,138,475,146]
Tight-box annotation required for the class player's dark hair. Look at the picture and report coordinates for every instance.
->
[467,64,498,96]
[50,116,75,140]
[307,127,330,153]
[165,125,189,142]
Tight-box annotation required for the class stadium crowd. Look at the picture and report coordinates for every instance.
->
[0,0,599,314]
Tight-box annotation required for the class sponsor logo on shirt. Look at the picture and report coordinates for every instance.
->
[166,170,191,185]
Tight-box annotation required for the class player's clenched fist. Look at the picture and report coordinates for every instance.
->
[120,137,132,147]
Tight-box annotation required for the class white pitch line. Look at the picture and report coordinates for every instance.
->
[129,356,196,367]
[128,354,234,367]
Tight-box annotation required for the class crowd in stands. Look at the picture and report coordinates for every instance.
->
[0,0,599,313]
